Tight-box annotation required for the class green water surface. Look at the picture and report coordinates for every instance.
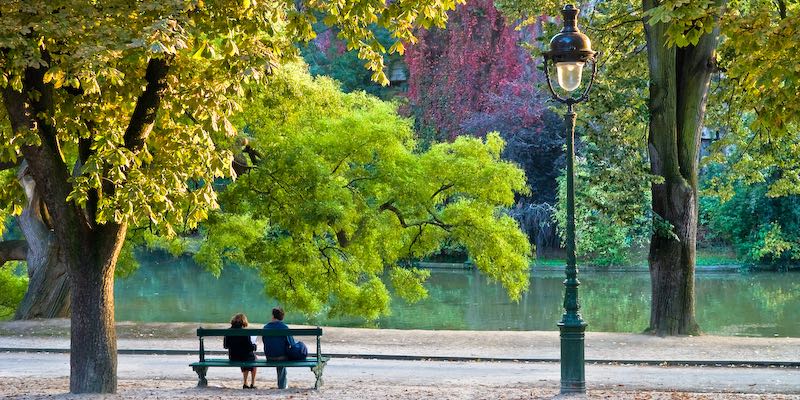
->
[114,255,800,337]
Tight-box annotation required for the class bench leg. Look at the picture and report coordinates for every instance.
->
[192,366,208,387]
[311,362,326,390]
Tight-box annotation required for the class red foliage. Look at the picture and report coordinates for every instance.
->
[404,0,542,140]
[315,29,333,52]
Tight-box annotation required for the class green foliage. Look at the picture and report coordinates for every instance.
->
[556,165,651,267]
[706,2,800,199]
[0,171,23,237]
[0,262,27,319]
[701,177,800,266]
[196,62,531,318]
[301,26,398,98]
[502,1,800,270]
[0,1,465,238]
[644,0,717,47]
[389,267,430,303]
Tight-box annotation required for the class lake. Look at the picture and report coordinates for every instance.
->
[114,255,800,337]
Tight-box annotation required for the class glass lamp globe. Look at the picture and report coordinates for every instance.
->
[555,61,585,92]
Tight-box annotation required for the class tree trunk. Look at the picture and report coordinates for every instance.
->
[3,56,139,393]
[14,163,70,319]
[68,224,126,393]
[643,0,723,335]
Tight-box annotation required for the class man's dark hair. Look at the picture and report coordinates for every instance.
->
[272,307,285,321]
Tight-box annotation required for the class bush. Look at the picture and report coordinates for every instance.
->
[701,181,800,267]
[0,262,27,319]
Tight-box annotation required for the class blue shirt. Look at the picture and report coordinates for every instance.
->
[262,320,295,358]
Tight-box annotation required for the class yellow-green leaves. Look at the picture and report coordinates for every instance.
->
[198,62,530,319]
[290,0,463,85]
[644,0,717,47]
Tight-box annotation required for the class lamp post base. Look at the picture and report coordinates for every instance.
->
[558,320,587,394]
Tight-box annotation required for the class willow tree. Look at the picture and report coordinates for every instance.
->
[498,1,799,335]
[0,0,462,393]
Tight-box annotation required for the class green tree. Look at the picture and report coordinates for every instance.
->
[197,62,531,319]
[0,1,462,393]
[701,175,800,267]
[499,0,799,335]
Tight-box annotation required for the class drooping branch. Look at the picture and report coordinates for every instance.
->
[378,200,452,230]
[0,240,28,265]
[379,200,409,227]
[123,57,172,152]
[430,183,454,200]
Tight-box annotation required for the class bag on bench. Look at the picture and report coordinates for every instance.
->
[288,341,308,360]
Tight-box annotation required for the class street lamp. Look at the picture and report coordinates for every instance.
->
[542,4,597,394]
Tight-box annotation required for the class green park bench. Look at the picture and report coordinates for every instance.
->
[189,327,329,389]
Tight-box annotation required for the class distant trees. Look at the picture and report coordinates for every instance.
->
[404,0,565,255]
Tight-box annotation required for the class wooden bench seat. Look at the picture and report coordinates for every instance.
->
[189,327,329,389]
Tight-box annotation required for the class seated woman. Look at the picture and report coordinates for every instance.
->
[223,313,258,389]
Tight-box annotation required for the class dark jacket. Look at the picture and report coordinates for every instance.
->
[223,330,257,362]
[262,320,295,358]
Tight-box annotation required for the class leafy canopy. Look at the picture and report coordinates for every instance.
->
[500,1,800,259]
[196,62,532,319]
[0,1,464,237]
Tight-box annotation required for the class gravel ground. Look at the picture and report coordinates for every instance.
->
[1,320,798,399]
[1,377,798,400]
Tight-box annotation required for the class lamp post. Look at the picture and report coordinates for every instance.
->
[542,4,597,394]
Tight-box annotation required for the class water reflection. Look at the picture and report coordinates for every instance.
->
[114,255,800,337]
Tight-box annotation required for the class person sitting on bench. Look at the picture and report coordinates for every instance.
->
[262,307,295,389]
[223,313,258,389]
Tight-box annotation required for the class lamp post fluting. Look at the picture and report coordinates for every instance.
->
[542,4,597,394]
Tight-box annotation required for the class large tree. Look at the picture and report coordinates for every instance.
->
[641,0,726,334]
[194,62,531,319]
[0,0,463,393]
[498,0,799,335]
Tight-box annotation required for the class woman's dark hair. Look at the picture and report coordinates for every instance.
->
[272,307,285,321]
[230,313,249,328]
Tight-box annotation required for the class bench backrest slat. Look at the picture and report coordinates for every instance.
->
[197,328,323,337]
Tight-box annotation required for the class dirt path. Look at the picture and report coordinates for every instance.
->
[2,319,799,362]
[1,320,798,399]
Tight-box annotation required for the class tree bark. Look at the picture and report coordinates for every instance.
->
[13,162,71,319]
[68,224,126,393]
[643,0,723,336]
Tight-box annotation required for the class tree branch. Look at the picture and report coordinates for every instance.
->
[0,240,28,265]
[243,145,262,164]
[379,200,452,230]
[379,200,409,228]
[430,183,454,200]
[123,57,172,152]
[776,0,787,19]
[0,159,21,171]
[7,61,81,240]
[80,120,99,225]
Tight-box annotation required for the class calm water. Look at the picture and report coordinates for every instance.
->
[114,255,800,337]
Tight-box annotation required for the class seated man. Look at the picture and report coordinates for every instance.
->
[262,307,295,389]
